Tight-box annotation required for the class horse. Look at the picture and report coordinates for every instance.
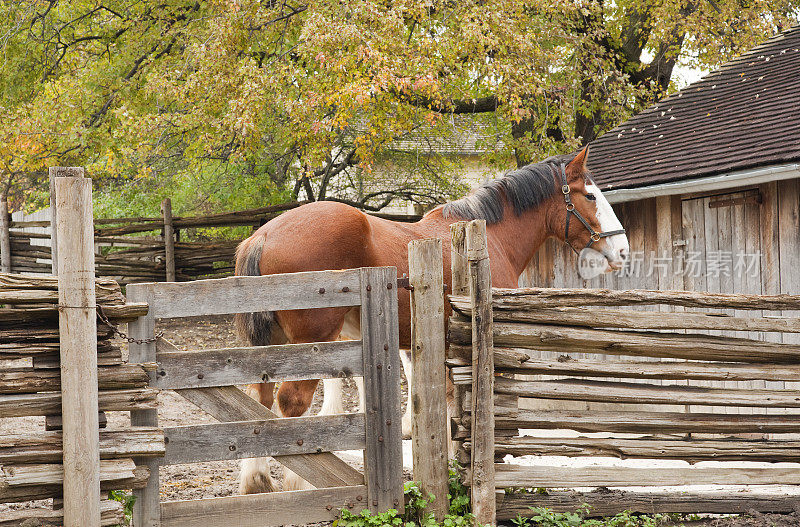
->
[233,147,629,493]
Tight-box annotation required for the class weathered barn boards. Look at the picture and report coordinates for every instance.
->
[521,27,800,411]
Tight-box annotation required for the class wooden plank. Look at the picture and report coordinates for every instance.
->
[52,173,100,527]
[145,268,362,318]
[490,464,800,488]
[0,428,165,464]
[175,385,364,487]
[491,436,800,462]
[496,490,800,520]
[448,319,800,363]
[465,220,495,526]
[1,459,136,488]
[161,414,365,465]
[452,287,800,311]
[154,340,363,389]
[489,410,800,434]
[126,283,160,527]
[451,305,800,333]
[0,465,149,504]
[451,357,800,382]
[0,388,159,417]
[160,485,368,527]
[162,198,176,282]
[450,222,469,428]
[359,266,404,512]
[0,363,151,394]
[0,499,123,527]
[408,238,449,520]
[493,376,800,408]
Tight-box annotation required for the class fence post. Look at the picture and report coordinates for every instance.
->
[408,238,449,520]
[0,189,10,273]
[55,173,102,526]
[126,283,161,527]
[450,221,469,464]
[359,266,404,513]
[466,220,495,525]
[49,167,84,275]
[161,198,176,282]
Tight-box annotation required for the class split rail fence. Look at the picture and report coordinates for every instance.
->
[3,184,421,284]
[443,219,800,525]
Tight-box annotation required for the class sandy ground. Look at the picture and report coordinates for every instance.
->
[3,315,800,526]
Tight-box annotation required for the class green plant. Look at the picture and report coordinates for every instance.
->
[335,463,478,527]
[109,490,136,526]
[510,506,675,527]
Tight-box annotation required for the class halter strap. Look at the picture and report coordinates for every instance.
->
[557,163,626,253]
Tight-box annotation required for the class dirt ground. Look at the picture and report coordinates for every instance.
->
[2,315,800,527]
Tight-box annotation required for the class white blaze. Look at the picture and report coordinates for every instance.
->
[586,182,629,265]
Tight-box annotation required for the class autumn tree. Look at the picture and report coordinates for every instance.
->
[1,0,797,214]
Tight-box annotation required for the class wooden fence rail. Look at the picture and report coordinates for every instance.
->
[2,201,422,284]
[441,219,800,524]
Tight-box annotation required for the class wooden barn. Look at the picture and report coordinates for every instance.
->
[520,26,800,410]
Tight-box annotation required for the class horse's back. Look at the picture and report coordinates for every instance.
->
[254,201,396,275]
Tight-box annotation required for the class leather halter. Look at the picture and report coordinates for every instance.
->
[557,163,626,253]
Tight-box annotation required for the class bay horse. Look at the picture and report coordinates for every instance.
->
[234,147,629,493]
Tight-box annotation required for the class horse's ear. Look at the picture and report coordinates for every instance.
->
[566,147,589,182]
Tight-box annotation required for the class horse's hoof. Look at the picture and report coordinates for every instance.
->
[239,458,277,494]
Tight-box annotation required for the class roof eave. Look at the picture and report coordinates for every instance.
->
[602,162,800,204]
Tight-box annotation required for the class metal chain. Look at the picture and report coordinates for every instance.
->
[96,306,163,345]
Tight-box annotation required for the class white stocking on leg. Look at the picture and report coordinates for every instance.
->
[319,378,345,415]
[399,349,413,439]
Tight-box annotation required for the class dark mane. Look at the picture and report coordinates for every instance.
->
[443,153,576,224]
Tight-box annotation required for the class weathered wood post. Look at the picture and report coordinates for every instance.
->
[126,283,161,527]
[0,189,10,273]
[55,172,102,526]
[49,167,84,275]
[466,220,495,525]
[161,198,176,282]
[450,221,469,457]
[408,238,449,520]
[360,266,404,513]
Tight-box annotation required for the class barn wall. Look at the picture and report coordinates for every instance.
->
[517,177,800,415]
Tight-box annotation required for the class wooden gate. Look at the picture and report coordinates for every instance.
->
[126,266,403,527]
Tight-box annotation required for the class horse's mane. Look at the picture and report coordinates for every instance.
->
[442,153,579,224]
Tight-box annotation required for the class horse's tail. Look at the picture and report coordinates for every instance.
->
[234,235,275,346]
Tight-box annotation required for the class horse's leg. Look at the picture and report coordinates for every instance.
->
[319,308,360,415]
[319,378,345,415]
[240,381,278,494]
[399,348,414,439]
[239,324,287,495]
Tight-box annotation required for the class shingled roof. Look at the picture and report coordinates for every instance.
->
[587,25,800,191]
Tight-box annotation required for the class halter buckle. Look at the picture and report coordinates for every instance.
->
[591,232,601,242]
[561,185,570,195]
[566,203,574,212]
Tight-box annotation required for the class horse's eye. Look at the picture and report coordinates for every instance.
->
[586,193,596,201]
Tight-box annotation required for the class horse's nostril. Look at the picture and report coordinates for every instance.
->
[619,249,629,260]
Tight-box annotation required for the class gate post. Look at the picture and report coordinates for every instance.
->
[408,238,449,520]
[359,267,404,512]
[466,220,495,525]
[126,283,161,527]
[55,172,102,526]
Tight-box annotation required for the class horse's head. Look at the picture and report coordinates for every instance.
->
[548,147,629,271]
